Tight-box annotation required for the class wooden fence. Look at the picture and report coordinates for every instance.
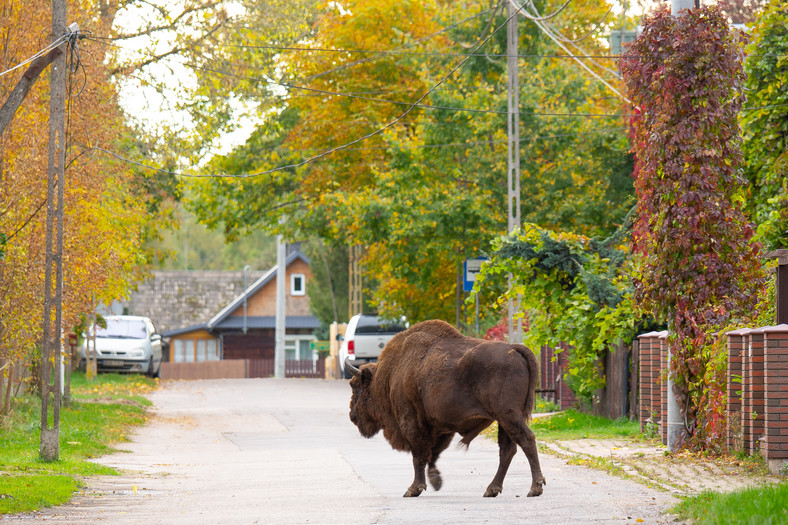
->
[161,357,326,381]
[538,343,634,420]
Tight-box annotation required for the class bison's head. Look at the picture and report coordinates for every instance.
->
[347,361,382,439]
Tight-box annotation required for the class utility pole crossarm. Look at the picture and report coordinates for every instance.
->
[0,46,64,135]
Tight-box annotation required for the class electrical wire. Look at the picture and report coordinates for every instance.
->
[0,34,69,78]
[512,0,632,105]
[207,43,786,60]
[75,127,626,180]
[88,36,629,120]
[180,57,630,119]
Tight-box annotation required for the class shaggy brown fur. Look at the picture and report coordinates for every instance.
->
[348,320,545,498]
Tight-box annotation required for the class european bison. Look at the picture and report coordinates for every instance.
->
[346,319,545,498]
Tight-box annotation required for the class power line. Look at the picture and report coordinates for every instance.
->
[89,37,629,120]
[204,43,788,61]
[0,34,69,78]
[76,127,625,180]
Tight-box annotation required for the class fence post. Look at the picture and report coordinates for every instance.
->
[726,328,750,452]
[761,324,788,473]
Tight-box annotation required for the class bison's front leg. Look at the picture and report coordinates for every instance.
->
[404,455,428,497]
[484,427,516,497]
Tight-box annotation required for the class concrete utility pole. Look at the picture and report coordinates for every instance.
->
[672,0,695,15]
[274,235,286,378]
[40,0,68,461]
[665,0,697,452]
[506,1,522,344]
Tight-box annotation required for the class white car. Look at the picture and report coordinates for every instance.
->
[339,314,406,379]
[80,315,163,377]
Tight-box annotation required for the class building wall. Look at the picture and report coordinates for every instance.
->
[234,258,313,318]
[169,329,220,363]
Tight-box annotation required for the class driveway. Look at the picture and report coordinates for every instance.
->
[7,379,678,524]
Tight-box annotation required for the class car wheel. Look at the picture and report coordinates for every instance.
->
[153,359,161,379]
[343,367,353,380]
[146,357,155,377]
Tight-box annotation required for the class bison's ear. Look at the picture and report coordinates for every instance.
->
[361,366,374,384]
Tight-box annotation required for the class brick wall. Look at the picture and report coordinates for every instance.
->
[762,325,788,462]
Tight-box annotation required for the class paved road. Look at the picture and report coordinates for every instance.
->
[7,379,677,524]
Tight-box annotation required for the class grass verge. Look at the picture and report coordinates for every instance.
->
[0,371,156,514]
[672,482,788,524]
[530,409,641,440]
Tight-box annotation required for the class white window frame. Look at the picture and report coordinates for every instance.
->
[290,273,306,296]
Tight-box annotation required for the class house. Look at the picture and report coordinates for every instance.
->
[161,250,320,366]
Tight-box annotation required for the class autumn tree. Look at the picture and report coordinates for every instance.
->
[0,0,161,402]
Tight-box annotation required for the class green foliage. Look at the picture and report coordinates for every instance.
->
[741,0,788,250]
[0,372,156,515]
[672,482,788,524]
[150,204,277,270]
[475,220,639,403]
[621,6,765,448]
[303,240,349,324]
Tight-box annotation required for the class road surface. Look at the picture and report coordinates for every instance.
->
[6,379,677,524]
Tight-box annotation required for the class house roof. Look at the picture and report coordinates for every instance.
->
[207,251,312,331]
[162,323,210,338]
[213,316,321,331]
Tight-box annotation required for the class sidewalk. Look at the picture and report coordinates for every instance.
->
[540,437,779,495]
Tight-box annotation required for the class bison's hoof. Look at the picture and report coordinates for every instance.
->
[428,467,442,491]
[527,478,546,497]
[483,486,501,498]
[403,484,426,498]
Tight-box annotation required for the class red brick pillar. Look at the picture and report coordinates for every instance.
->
[747,328,766,453]
[726,328,750,452]
[660,333,668,445]
[762,324,788,471]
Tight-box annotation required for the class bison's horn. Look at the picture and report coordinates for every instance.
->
[344,357,361,377]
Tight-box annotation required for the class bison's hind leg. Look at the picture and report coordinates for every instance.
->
[498,417,546,497]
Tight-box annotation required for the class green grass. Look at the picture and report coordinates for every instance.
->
[530,409,641,440]
[672,482,788,524]
[0,371,157,514]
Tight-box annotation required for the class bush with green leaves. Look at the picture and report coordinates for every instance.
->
[473,221,639,404]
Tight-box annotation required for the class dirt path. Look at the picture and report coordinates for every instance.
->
[2,379,694,524]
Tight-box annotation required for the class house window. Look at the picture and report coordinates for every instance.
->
[284,336,316,361]
[290,273,305,296]
[172,338,219,362]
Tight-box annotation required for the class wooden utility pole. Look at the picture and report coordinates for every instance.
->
[40,0,68,461]
[348,245,363,317]
[506,1,522,344]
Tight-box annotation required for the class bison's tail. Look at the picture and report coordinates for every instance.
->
[513,345,538,422]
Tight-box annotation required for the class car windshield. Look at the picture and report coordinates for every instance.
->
[355,316,405,334]
[93,318,147,339]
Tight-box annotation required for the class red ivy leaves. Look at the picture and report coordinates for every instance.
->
[621,6,764,449]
